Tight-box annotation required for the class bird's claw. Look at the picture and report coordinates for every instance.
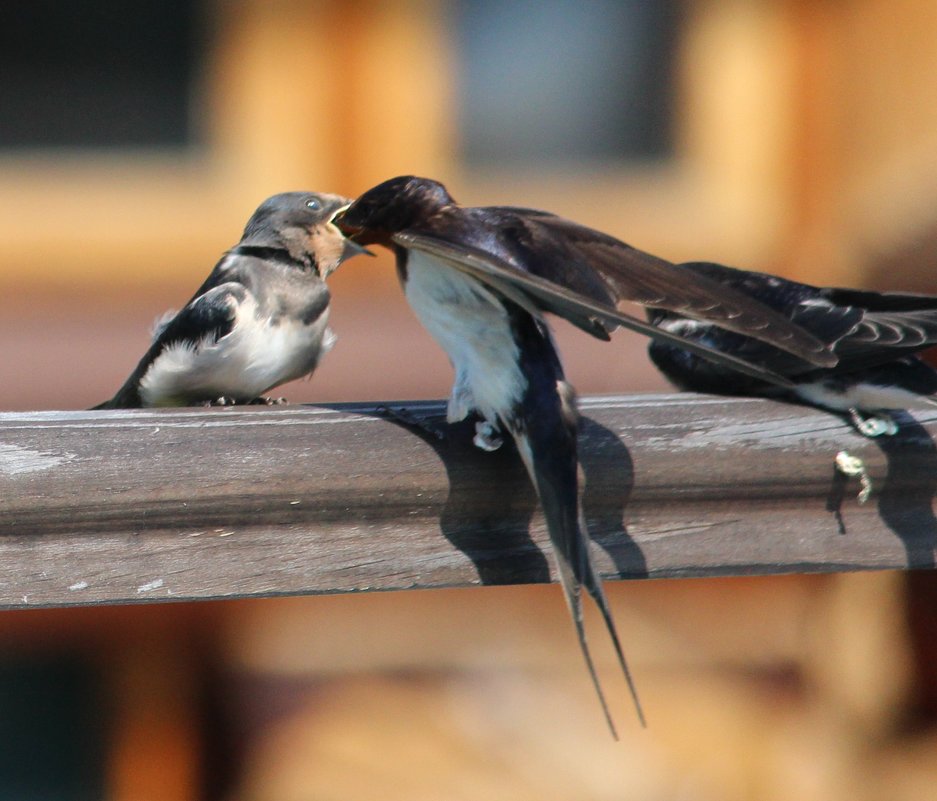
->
[203,396,237,407]
[835,450,873,504]
[848,408,899,437]
[249,396,288,406]
[472,421,504,452]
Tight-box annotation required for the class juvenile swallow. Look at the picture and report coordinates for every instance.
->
[334,175,835,734]
[647,261,937,436]
[95,192,368,409]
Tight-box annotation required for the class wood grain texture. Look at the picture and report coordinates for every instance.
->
[0,394,934,609]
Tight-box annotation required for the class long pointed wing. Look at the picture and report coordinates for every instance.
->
[821,288,937,343]
[396,232,804,389]
[676,261,937,373]
[488,211,837,367]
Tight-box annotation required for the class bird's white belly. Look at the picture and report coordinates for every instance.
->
[140,300,333,405]
[795,379,931,411]
[404,251,525,422]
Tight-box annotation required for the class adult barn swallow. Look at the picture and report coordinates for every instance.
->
[647,261,937,436]
[334,175,836,734]
[95,192,368,409]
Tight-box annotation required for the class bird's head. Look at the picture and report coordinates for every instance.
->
[332,176,454,246]
[241,191,372,277]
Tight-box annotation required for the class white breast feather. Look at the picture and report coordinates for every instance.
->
[404,250,526,424]
[795,379,933,411]
[139,295,332,406]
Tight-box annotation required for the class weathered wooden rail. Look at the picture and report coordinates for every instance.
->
[0,394,935,609]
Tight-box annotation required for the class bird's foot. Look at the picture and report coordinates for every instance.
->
[848,408,899,437]
[835,450,873,504]
[377,405,446,441]
[472,421,503,452]
[248,396,288,406]
[202,396,237,407]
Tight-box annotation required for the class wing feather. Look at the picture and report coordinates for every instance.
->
[396,232,803,389]
[95,284,244,409]
[484,212,836,367]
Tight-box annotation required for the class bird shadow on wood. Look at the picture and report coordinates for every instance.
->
[874,414,937,569]
[579,418,648,580]
[368,406,551,586]
[356,406,645,585]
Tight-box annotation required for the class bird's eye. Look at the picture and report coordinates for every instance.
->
[305,198,322,211]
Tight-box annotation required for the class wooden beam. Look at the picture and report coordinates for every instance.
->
[0,395,934,609]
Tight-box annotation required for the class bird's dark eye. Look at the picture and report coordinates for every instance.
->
[305,198,322,211]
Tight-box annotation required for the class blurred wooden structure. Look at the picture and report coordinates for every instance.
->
[5,0,937,295]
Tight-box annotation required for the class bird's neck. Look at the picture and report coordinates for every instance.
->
[393,244,409,284]
[233,244,313,271]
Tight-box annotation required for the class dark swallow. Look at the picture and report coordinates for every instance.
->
[647,261,937,435]
[94,192,369,409]
[333,175,836,735]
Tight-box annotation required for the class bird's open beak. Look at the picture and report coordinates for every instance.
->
[331,204,366,240]
[330,204,374,259]
[340,236,374,262]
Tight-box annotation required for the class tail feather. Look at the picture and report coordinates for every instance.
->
[574,509,646,727]
[514,427,644,735]
[89,387,140,410]
[554,550,620,739]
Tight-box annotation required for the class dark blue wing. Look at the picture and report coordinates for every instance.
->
[95,283,245,409]
[648,261,937,388]
[406,208,836,368]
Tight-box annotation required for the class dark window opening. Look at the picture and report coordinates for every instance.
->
[454,0,680,166]
[0,1,203,149]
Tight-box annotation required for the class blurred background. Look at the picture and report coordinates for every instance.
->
[3,0,937,798]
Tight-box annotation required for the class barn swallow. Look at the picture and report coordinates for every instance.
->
[647,261,937,436]
[94,192,369,409]
[333,175,836,735]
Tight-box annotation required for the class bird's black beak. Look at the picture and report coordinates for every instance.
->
[330,204,374,259]
[330,204,353,232]
[331,204,365,238]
